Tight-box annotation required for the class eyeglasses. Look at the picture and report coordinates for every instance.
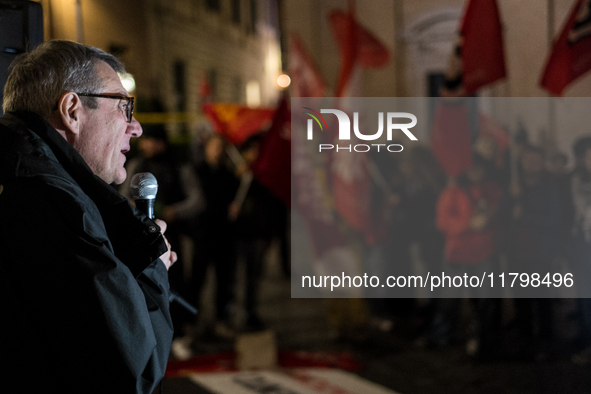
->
[76,92,135,123]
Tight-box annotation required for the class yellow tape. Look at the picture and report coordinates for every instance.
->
[134,112,206,124]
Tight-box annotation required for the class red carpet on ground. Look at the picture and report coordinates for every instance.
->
[165,351,363,377]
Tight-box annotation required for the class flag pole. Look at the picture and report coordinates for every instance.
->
[225,143,253,221]
[393,0,406,96]
[547,0,557,153]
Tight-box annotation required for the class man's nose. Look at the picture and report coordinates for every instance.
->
[128,116,142,138]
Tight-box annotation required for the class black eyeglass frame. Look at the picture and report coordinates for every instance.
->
[76,92,135,123]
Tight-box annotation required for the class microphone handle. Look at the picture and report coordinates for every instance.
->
[135,198,155,219]
[169,292,198,316]
[134,197,198,316]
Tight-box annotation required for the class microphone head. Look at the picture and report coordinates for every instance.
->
[130,172,158,200]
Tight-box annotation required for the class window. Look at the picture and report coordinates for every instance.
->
[207,69,218,101]
[246,80,260,107]
[232,76,242,103]
[173,61,186,112]
[231,0,241,24]
[206,0,220,12]
[249,0,257,33]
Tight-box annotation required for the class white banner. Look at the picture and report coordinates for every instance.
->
[189,368,401,394]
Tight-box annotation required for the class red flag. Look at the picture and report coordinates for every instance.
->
[203,103,274,145]
[325,3,390,238]
[330,145,373,237]
[460,0,507,94]
[289,34,327,97]
[329,3,390,97]
[251,96,291,206]
[292,110,361,278]
[443,0,506,96]
[431,99,474,177]
[461,0,506,94]
[541,0,591,95]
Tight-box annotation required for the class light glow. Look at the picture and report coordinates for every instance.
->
[118,73,136,93]
[277,74,291,88]
[246,81,261,108]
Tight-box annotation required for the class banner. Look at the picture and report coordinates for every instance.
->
[540,0,591,95]
[203,103,274,145]
[251,96,291,205]
[442,0,506,95]
[289,33,327,97]
[329,3,390,96]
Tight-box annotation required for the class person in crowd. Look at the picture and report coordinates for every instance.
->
[474,134,510,188]
[230,134,285,331]
[379,146,446,324]
[120,123,204,338]
[569,140,591,362]
[428,155,503,360]
[190,133,239,339]
[503,145,570,361]
[0,40,175,393]
[547,151,574,270]
[573,137,591,171]
[548,152,569,177]
[403,146,447,288]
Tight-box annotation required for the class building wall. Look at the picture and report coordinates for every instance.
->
[40,0,282,113]
[148,0,282,114]
[40,0,152,99]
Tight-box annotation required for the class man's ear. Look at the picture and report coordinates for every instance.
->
[56,92,84,144]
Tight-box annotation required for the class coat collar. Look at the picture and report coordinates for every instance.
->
[1,111,167,277]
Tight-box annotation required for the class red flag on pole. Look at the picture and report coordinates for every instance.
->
[327,2,390,239]
[331,7,358,97]
[289,34,327,97]
[540,0,591,95]
[461,0,507,94]
[292,109,361,278]
[442,0,507,96]
[462,0,506,94]
[251,96,291,206]
[203,103,275,145]
[329,2,390,97]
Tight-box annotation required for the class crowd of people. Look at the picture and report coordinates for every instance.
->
[119,124,288,356]
[361,131,591,363]
[120,115,591,366]
[115,107,591,370]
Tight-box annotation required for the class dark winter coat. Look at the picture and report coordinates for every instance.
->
[0,112,173,393]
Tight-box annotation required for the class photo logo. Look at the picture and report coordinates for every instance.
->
[304,108,418,152]
[302,107,329,138]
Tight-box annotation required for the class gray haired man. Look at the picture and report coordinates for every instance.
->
[0,40,176,393]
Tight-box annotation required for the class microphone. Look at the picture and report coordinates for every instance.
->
[130,172,198,316]
[130,172,158,220]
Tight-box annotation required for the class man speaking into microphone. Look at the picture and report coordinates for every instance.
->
[0,40,176,393]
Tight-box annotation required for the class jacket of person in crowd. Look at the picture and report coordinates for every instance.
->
[436,157,502,265]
